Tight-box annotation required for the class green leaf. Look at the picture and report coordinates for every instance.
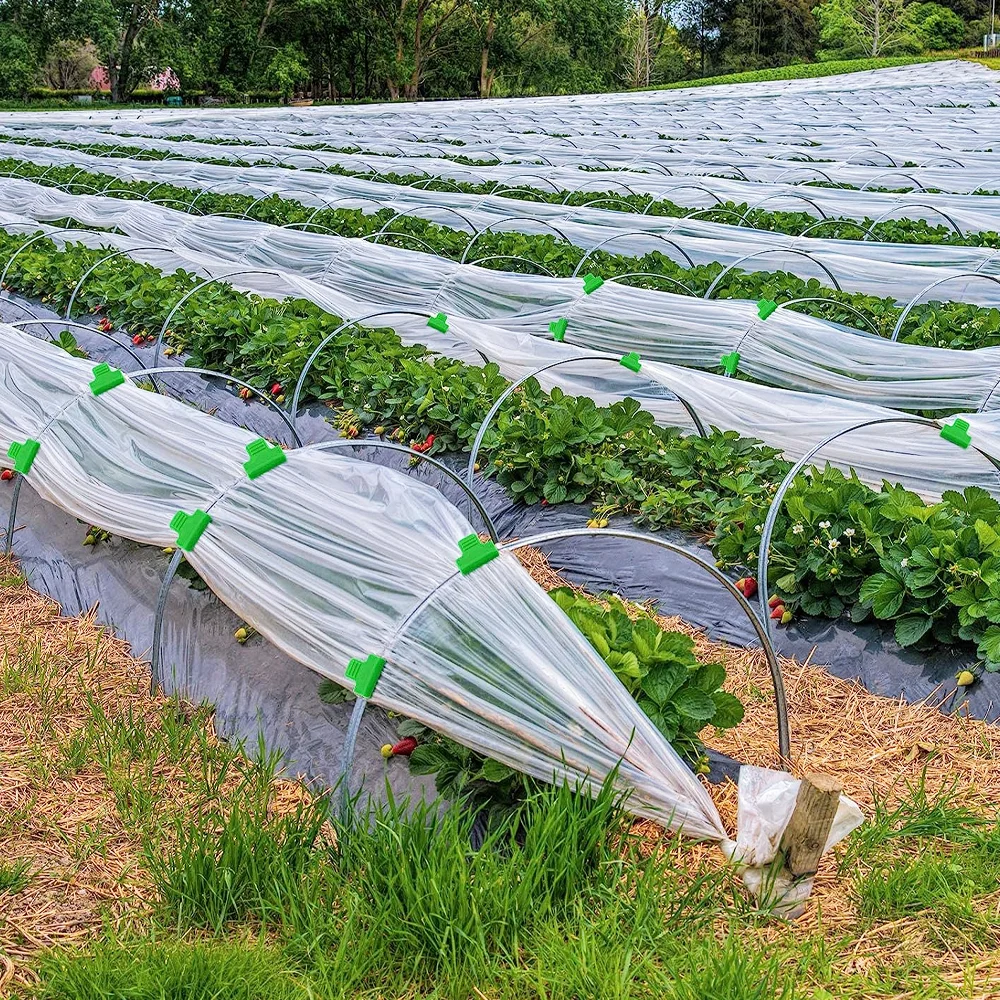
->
[396,718,427,738]
[894,615,933,648]
[672,685,717,723]
[691,662,727,693]
[978,625,1000,664]
[711,691,745,729]
[871,577,905,619]
[641,661,687,706]
[477,758,516,783]
[407,743,455,776]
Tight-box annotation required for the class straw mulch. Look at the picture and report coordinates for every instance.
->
[516,545,1000,994]
[2,546,1000,995]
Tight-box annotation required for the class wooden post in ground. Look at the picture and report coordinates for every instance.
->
[764,772,843,917]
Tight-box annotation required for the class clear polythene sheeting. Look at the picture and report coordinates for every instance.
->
[0,322,728,837]
[6,212,1000,501]
[5,144,1000,305]
[7,189,1000,417]
[6,119,1000,197]
[6,135,1000,252]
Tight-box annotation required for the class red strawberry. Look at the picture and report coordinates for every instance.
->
[238,387,253,401]
[390,737,418,756]
[768,595,784,609]
[1,469,13,481]
[770,605,786,620]
[98,318,113,332]
[735,576,757,598]
[132,334,144,346]
[271,383,283,396]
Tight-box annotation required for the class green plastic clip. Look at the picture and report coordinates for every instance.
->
[940,418,971,448]
[720,350,741,376]
[456,533,499,575]
[345,653,386,699]
[170,509,212,552]
[427,312,449,333]
[757,299,778,321]
[89,362,126,396]
[244,438,287,480]
[582,273,604,295]
[620,351,642,372]
[7,438,39,475]
[549,317,568,342]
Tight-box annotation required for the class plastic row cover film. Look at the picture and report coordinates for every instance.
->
[5,288,997,730]
[0,322,733,838]
[5,120,1000,198]
[5,146,1000,307]
[8,191,1000,417]
[6,128,1000,239]
[2,64,996,172]
[6,208,1000,502]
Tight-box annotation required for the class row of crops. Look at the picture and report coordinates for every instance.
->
[0,60,998,862]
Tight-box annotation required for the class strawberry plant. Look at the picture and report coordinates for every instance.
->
[390,587,744,824]
[3,156,999,351]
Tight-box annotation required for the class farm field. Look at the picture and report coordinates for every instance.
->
[2,59,1000,997]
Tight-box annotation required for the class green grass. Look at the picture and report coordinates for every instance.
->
[34,938,315,1000]
[6,613,999,999]
[0,858,33,895]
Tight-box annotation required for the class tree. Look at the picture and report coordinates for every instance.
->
[907,1,966,48]
[374,0,471,99]
[0,30,34,96]
[44,38,99,88]
[263,40,308,97]
[815,0,914,57]
[470,0,548,97]
[75,0,161,101]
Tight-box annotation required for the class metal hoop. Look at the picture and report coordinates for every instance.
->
[291,310,438,427]
[571,232,694,276]
[890,273,1000,342]
[756,418,1000,650]
[126,365,302,447]
[458,217,571,265]
[866,204,963,240]
[703,249,842,300]
[464,355,707,512]
[65,247,182,319]
[8,320,159,385]
[739,194,828,225]
[503,529,790,762]
[152,269,284,367]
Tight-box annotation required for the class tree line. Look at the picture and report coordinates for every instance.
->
[0,0,993,103]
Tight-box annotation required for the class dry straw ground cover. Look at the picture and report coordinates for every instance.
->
[1,549,999,998]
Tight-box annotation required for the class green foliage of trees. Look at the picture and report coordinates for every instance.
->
[0,0,989,101]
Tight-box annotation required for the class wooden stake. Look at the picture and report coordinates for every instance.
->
[778,772,843,877]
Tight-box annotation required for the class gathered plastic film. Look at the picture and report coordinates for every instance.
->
[5,200,1000,503]
[7,186,1000,421]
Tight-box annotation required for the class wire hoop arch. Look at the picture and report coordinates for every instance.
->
[464,355,707,516]
[756,417,1000,645]
[570,231,695,277]
[890,273,1000,342]
[703,249,843,300]
[503,528,790,762]
[152,269,285,368]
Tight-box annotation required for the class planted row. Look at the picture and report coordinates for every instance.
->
[2,229,998,676]
[15,131,997,249]
[1,155,998,352]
